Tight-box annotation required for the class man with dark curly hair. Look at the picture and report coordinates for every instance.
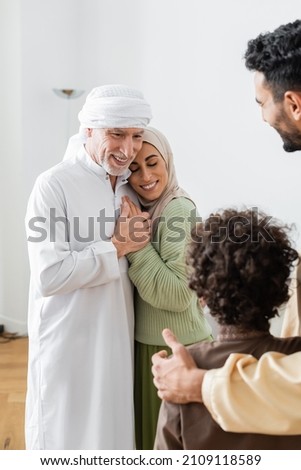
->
[244,19,301,340]
[152,19,301,437]
[245,19,301,153]
[155,209,301,449]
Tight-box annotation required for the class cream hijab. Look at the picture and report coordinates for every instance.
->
[134,127,192,233]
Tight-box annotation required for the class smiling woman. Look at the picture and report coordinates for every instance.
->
[129,142,169,201]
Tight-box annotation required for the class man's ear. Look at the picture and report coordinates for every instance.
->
[85,128,93,137]
[284,91,301,121]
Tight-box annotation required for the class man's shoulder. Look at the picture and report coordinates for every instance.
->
[34,160,80,189]
[37,160,74,180]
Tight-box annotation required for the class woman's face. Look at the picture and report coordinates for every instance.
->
[128,142,168,201]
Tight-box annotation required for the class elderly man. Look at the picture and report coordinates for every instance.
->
[25,84,152,450]
[152,19,301,436]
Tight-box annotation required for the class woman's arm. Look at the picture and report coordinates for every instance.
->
[127,198,196,311]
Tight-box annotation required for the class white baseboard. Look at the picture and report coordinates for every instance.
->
[0,315,28,336]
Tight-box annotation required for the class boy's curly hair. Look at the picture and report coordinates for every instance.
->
[187,208,299,331]
[244,19,301,101]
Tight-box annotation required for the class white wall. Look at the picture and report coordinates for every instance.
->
[0,0,27,333]
[140,1,301,237]
[1,0,301,333]
[21,0,83,195]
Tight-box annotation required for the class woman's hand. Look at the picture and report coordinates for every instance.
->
[112,197,151,257]
[122,195,145,218]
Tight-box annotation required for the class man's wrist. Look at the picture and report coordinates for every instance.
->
[111,235,126,258]
[187,368,205,403]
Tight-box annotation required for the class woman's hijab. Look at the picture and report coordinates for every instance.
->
[135,127,192,233]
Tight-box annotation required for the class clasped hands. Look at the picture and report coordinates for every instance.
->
[112,195,151,258]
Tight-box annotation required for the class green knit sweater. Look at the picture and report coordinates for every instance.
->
[127,197,212,346]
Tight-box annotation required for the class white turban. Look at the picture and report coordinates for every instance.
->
[63,84,152,160]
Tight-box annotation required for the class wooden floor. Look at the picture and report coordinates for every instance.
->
[0,336,28,450]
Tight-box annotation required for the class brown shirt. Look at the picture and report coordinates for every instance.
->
[155,327,301,450]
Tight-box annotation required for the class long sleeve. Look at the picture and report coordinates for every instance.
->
[25,152,136,450]
[127,198,196,311]
[202,351,301,435]
[126,197,212,346]
[26,172,120,297]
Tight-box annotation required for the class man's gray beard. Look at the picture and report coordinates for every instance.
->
[101,160,127,176]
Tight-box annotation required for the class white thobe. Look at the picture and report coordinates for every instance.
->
[25,146,136,449]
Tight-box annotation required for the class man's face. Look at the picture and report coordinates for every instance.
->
[87,128,144,176]
[254,71,301,152]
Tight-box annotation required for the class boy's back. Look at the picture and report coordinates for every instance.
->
[155,328,301,449]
